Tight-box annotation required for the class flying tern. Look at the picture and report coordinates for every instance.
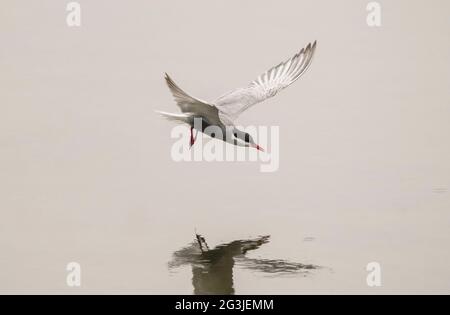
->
[157,41,317,151]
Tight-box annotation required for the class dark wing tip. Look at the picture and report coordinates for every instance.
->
[164,73,176,89]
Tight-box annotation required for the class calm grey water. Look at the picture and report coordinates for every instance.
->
[1,0,450,294]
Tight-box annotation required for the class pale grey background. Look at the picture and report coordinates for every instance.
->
[0,0,449,293]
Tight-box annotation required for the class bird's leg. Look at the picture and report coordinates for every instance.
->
[190,127,195,148]
[189,127,198,148]
[195,233,210,254]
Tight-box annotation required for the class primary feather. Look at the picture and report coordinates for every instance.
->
[164,73,221,125]
[213,41,317,125]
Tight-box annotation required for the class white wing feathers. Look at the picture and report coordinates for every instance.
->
[164,73,214,113]
[214,41,317,125]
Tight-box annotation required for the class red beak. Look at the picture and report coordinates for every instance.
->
[255,144,265,152]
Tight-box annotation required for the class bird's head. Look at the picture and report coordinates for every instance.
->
[232,128,264,151]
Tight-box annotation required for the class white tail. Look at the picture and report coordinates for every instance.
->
[155,110,192,124]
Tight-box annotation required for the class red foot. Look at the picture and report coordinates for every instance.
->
[190,127,196,148]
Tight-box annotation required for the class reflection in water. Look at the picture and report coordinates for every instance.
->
[168,235,319,295]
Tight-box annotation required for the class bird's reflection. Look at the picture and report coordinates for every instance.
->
[168,234,318,295]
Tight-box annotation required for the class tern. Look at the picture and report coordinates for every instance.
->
[157,41,317,151]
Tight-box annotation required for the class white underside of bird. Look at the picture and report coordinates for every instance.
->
[157,41,317,151]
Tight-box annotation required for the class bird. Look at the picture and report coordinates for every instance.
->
[157,41,317,151]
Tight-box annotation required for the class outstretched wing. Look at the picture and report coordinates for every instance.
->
[214,41,317,125]
[164,73,215,115]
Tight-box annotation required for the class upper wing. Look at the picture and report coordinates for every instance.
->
[164,73,215,115]
[214,41,316,125]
